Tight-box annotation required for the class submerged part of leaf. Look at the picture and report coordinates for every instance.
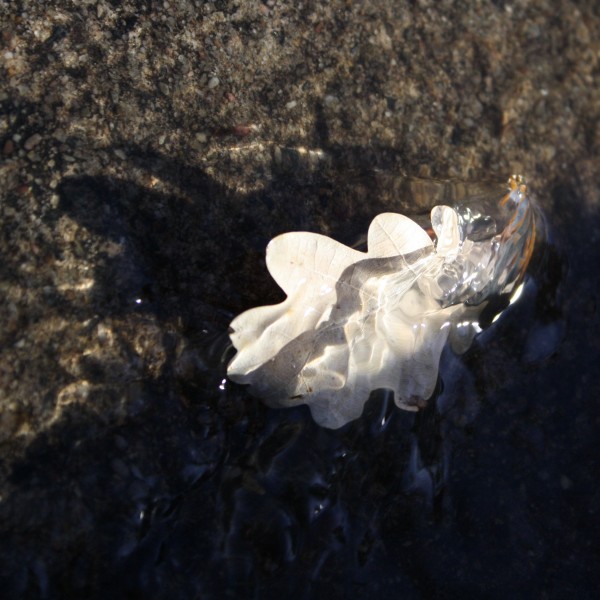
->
[228,176,537,428]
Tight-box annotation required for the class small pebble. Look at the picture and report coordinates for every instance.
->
[285,100,297,109]
[53,128,67,142]
[207,76,220,89]
[24,133,42,151]
[2,139,14,156]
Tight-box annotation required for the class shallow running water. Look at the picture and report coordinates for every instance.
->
[3,145,599,599]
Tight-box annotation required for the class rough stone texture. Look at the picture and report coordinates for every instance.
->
[0,1,599,598]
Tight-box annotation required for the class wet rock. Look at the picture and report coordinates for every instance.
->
[0,0,599,598]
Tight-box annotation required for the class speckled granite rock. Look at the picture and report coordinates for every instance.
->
[0,1,599,598]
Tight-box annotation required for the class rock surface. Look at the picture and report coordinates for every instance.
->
[1,1,599,598]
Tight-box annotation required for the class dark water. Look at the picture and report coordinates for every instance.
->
[2,148,599,599]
